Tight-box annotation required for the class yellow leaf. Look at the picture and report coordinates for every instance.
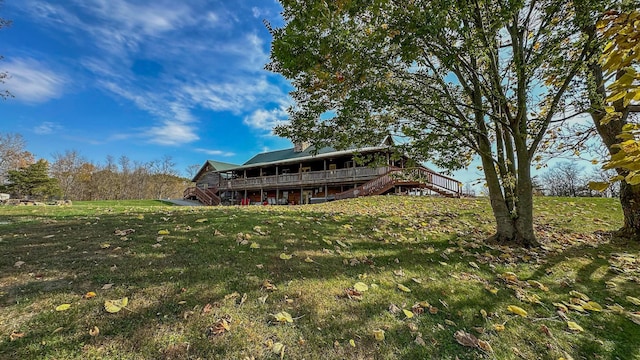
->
[279,253,292,260]
[104,297,128,313]
[273,311,293,323]
[195,218,208,223]
[100,243,111,249]
[507,305,528,317]
[84,291,97,299]
[628,312,640,325]
[89,326,100,337]
[373,329,385,341]
[353,282,369,292]
[272,342,285,358]
[55,304,71,311]
[397,284,411,293]
[250,242,260,249]
[493,324,505,332]
[403,309,414,318]
[589,181,610,192]
[349,339,356,347]
[157,230,170,235]
[567,321,584,332]
[583,301,603,312]
[553,302,569,312]
[569,290,590,301]
[627,296,640,306]
[527,280,549,291]
[304,256,314,263]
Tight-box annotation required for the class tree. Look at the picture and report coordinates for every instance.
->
[4,159,61,200]
[1,1,12,101]
[0,133,34,184]
[540,162,585,197]
[50,149,88,200]
[269,0,599,246]
[580,7,640,237]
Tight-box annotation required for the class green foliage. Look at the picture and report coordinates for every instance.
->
[268,0,600,244]
[4,159,62,200]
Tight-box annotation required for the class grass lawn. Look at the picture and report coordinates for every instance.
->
[0,196,638,359]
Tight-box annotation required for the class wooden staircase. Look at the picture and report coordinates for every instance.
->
[183,186,221,206]
[334,167,461,200]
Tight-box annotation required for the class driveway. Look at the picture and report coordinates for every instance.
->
[164,199,204,206]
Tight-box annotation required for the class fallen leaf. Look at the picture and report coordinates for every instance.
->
[157,229,170,235]
[373,329,385,341]
[104,297,128,313]
[403,309,414,318]
[569,290,590,301]
[84,291,97,299]
[279,253,292,260]
[250,242,260,249]
[349,339,356,347]
[353,282,368,292]
[507,305,528,317]
[626,296,640,306]
[258,295,269,304]
[89,326,100,337]
[397,284,411,293]
[272,342,285,359]
[14,261,25,268]
[628,312,640,325]
[567,321,584,332]
[454,330,478,348]
[445,319,456,326]
[195,218,208,223]
[55,304,71,312]
[273,311,294,323]
[304,256,314,263]
[469,261,480,269]
[100,243,111,249]
[478,339,493,353]
[10,331,24,341]
[493,324,505,332]
[583,301,603,312]
[101,283,114,290]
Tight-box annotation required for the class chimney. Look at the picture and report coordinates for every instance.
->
[293,141,310,153]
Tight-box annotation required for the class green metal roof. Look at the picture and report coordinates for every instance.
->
[243,146,338,165]
[206,160,240,171]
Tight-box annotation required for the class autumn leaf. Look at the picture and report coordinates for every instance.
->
[89,326,100,337]
[279,253,292,260]
[454,330,478,348]
[353,282,368,292]
[583,301,603,312]
[55,304,71,312]
[567,321,584,332]
[493,324,505,332]
[397,284,411,292]
[101,283,114,290]
[10,331,25,341]
[157,229,170,235]
[507,305,528,317]
[272,342,285,359]
[569,290,590,301]
[628,312,640,325]
[105,297,129,313]
[478,339,493,353]
[195,218,208,223]
[273,311,294,323]
[403,309,414,318]
[304,256,314,263]
[372,329,385,341]
[626,296,640,306]
[83,291,97,299]
[250,242,260,249]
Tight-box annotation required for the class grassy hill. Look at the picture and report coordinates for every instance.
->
[0,196,638,359]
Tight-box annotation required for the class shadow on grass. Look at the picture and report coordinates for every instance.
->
[0,204,638,359]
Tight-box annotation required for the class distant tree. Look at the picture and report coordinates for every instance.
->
[0,133,34,184]
[4,159,61,200]
[0,1,12,101]
[186,164,201,180]
[149,155,178,199]
[462,183,476,197]
[540,162,585,197]
[50,149,88,199]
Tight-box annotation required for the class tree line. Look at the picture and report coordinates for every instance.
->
[0,133,189,201]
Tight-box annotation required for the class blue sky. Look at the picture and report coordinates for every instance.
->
[0,0,298,174]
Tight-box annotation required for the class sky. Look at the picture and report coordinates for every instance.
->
[0,0,299,174]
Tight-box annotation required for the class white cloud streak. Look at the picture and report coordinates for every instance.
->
[3,58,67,103]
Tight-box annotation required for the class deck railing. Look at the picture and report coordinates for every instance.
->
[218,166,389,191]
[183,186,221,206]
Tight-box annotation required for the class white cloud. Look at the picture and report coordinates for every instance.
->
[195,148,236,157]
[2,58,67,103]
[145,121,199,146]
[33,121,62,134]
[243,106,289,132]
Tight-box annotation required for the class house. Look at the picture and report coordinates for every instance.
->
[184,137,461,205]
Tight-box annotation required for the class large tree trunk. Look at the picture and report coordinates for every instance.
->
[588,61,640,239]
